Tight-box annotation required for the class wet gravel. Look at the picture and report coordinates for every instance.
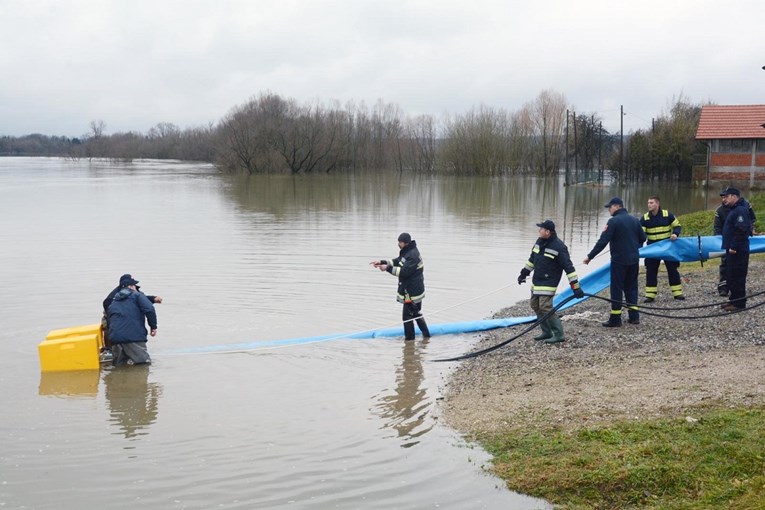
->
[441,256,765,434]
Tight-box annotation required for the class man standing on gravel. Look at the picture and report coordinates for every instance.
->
[720,187,753,311]
[640,196,684,302]
[517,220,584,344]
[714,189,756,297]
[584,197,646,327]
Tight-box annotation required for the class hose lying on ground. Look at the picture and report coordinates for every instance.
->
[434,290,765,363]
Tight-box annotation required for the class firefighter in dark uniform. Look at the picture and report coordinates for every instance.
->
[639,195,684,302]
[517,220,584,344]
[714,189,756,296]
[584,197,646,327]
[370,233,431,340]
[720,188,753,311]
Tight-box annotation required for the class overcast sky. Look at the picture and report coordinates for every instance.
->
[1,0,763,138]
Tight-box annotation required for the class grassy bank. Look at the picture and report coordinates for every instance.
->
[480,407,765,509]
[469,218,765,509]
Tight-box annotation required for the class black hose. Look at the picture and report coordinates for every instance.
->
[433,295,576,362]
[435,289,764,363]
[586,291,765,320]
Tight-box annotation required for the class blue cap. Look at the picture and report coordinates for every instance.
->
[535,220,556,231]
[719,187,740,196]
[604,197,624,208]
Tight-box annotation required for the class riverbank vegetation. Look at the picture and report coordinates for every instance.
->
[482,407,765,509]
[0,91,708,181]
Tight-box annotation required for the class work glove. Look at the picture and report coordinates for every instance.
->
[570,280,585,299]
[517,268,531,285]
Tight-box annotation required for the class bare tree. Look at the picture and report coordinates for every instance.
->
[89,120,107,138]
[521,90,567,174]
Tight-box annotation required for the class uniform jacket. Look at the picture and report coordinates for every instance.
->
[715,199,756,236]
[384,241,425,303]
[523,233,579,296]
[107,288,158,343]
[587,208,646,265]
[640,208,681,244]
[722,198,753,252]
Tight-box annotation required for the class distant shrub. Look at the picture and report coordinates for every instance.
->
[678,210,715,236]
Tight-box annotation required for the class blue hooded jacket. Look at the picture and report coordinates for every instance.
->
[107,288,158,343]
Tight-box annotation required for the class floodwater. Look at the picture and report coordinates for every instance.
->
[0,158,708,509]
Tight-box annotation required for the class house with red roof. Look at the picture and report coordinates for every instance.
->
[695,104,765,185]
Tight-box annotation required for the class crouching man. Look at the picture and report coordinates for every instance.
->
[107,276,158,366]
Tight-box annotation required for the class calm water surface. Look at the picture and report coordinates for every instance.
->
[0,158,708,509]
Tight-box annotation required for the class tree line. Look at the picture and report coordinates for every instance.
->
[0,91,706,180]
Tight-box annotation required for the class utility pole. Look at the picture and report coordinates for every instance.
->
[565,109,569,186]
[598,121,603,182]
[573,110,578,178]
[620,105,624,180]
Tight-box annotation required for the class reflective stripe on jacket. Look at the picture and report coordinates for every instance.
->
[523,234,578,296]
[385,240,426,303]
[640,209,681,244]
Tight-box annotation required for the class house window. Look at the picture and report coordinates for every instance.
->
[758,139,765,153]
[714,139,751,153]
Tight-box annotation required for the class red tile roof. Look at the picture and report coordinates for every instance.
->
[696,105,765,139]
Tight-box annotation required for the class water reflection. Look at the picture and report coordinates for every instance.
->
[38,370,100,397]
[373,340,433,448]
[103,366,162,439]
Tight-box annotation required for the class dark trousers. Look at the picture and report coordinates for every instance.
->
[402,301,430,340]
[610,262,639,322]
[645,258,682,297]
[726,251,749,309]
[718,254,728,294]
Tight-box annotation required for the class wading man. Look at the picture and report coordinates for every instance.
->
[107,277,158,365]
[370,233,430,340]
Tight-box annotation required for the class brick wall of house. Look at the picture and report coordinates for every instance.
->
[710,153,752,166]
[709,169,765,181]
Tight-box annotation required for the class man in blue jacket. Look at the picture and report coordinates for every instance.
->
[101,273,162,360]
[584,197,646,327]
[107,276,158,366]
[720,187,753,311]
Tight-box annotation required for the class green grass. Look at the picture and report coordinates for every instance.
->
[678,210,716,236]
[480,408,765,509]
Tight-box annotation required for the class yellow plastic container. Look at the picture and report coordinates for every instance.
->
[39,324,103,372]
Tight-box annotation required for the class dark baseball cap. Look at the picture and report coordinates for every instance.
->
[535,219,556,231]
[719,187,740,196]
[604,197,624,208]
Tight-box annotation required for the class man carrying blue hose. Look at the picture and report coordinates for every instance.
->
[584,197,646,327]
[517,220,584,344]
